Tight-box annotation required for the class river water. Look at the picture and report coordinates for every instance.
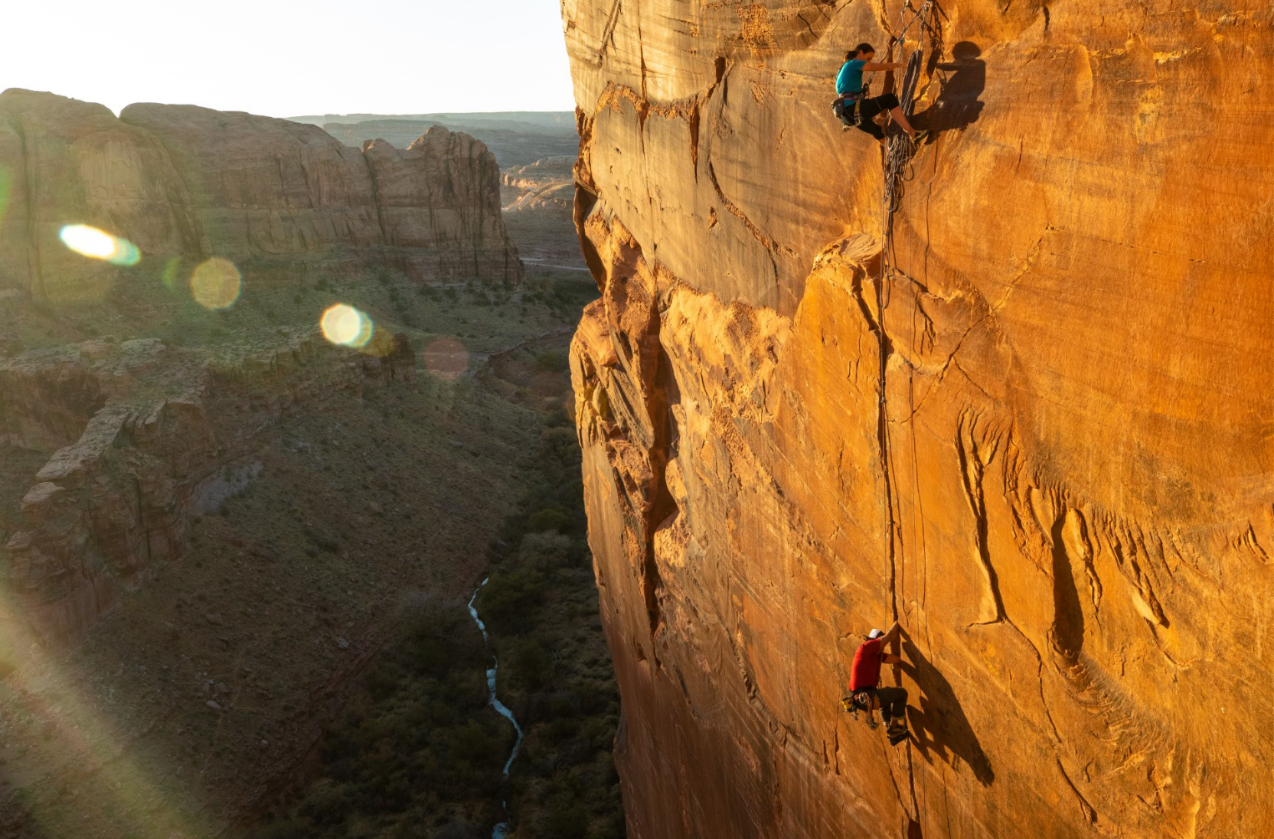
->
[467,578,525,839]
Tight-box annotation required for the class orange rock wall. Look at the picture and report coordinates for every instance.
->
[564,2,1273,838]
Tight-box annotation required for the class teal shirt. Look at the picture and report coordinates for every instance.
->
[836,59,866,96]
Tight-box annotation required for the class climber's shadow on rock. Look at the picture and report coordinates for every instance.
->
[919,41,986,136]
[900,636,994,786]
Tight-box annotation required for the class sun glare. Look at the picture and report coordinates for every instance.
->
[320,304,374,348]
[190,258,242,310]
[58,224,141,266]
[423,338,469,379]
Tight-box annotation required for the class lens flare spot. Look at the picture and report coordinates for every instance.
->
[161,256,182,291]
[423,338,469,379]
[190,258,242,310]
[321,304,374,348]
[58,224,141,266]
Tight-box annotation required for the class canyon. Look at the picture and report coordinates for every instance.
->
[562,2,1272,839]
[0,89,615,838]
[0,89,528,647]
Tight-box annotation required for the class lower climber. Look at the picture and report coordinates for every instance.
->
[843,621,910,744]
[833,43,925,146]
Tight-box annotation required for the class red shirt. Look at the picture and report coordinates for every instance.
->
[849,638,883,691]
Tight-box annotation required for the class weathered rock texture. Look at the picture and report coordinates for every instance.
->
[564,2,1273,839]
[0,334,414,647]
[0,89,521,301]
[502,156,577,214]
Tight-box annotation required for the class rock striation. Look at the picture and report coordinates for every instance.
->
[563,2,1273,839]
[0,90,521,301]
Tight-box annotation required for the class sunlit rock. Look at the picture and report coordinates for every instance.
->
[562,2,1274,838]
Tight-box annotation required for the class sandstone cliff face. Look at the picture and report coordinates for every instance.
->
[0,90,521,300]
[564,2,1273,838]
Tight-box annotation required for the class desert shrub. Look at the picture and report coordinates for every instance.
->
[249,597,507,839]
[542,794,589,839]
[504,637,553,692]
[478,568,545,633]
[527,508,570,534]
[532,348,568,371]
[519,532,573,571]
[540,425,579,466]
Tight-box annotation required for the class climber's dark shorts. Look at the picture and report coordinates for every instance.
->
[863,685,908,722]
[854,93,901,140]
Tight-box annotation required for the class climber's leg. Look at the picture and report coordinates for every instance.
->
[854,112,886,145]
[875,686,908,727]
[888,106,917,140]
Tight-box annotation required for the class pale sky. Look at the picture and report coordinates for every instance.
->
[1,0,575,117]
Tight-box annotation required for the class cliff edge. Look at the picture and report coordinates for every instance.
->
[563,2,1272,838]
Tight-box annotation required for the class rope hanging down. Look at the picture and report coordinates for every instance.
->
[874,0,936,626]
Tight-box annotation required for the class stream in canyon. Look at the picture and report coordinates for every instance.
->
[467,578,525,839]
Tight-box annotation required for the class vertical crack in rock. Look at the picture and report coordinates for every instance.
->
[360,141,393,248]
[640,332,680,648]
[848,265,901,622]
[10,116,43,296]
[956,410,1007,625]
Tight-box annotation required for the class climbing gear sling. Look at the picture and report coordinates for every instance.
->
[832,82,871,128]
[842,691,879,729]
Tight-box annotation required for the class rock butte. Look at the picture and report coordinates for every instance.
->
[563,2,1272,838]
[0,89,522,302]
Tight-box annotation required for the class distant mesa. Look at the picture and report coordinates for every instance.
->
[294,111,580,169]
[0,89,524,302]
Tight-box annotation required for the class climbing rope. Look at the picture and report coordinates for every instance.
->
[871,3,940,828]
[875,0,936,627]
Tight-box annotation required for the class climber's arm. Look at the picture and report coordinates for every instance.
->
[880,621,902,646]
[862,61,902,72]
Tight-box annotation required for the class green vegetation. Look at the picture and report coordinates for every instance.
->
[475,406,624,839]
[249,401,622,839]
[250,598,511,839]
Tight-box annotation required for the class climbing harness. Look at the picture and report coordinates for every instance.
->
[842,690,912,745]
[842,690,877,727]
[831,82,871,128]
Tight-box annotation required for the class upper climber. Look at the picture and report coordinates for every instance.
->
[844,621,910,744]
[833,43,922,146]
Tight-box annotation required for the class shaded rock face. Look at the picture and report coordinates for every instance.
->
[0,336,409,648]
[563,3,1273,839]
[0,90,522,300]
